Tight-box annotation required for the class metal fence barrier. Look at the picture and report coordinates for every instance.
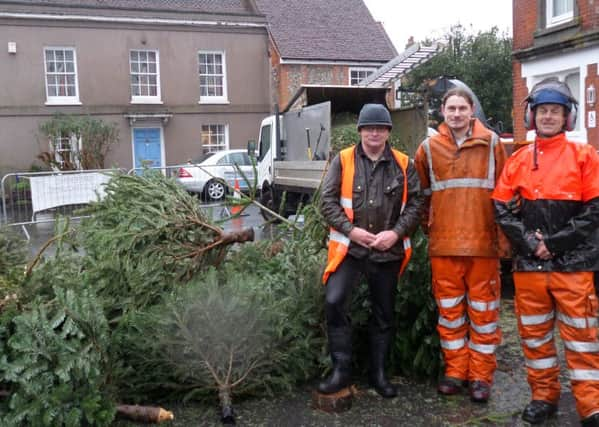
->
[0,168,125,237]
[1,163,256,238]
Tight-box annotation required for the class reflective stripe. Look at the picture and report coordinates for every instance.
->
[469,342,496,354]
[523,331,554,349]
[520,311,554,326]
[557,312,599,329]
[525,357,558,370]
[329,230,350,246]
[340,197,352,209]
[438,295,465,309]
[422,188,432,196]
[403,239,411,250]
[564,340,599,353]
[422,133,497,193]
[438,315,467,329]
[441,337,467,350]
[569,369,599,381]
[431,178,495,191]
[468,297,500,312]
[470,321,497,334]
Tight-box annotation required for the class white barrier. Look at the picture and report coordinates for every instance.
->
[29,173,110,220]
[1,169,121,229]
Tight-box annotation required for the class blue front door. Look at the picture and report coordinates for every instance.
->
[133,128,162,170]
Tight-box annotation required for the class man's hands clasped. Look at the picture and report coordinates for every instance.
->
[348,227,399,252]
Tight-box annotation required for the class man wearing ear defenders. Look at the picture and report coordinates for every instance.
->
[493,78,599,426]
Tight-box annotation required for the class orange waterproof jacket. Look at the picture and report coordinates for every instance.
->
[492,133,599,271]
[414,119,509,257]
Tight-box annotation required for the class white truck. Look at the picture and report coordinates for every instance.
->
[251,85,395,219]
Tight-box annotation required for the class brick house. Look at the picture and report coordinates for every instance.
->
[254,0,397,110]
[0,0,271,173]
[512,0,599,148]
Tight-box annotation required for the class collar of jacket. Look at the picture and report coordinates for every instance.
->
[356,141,392,162]
[534,132,567,149]
[438,118,492,148]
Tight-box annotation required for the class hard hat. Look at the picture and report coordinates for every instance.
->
[357,103,392,130]
[527,78,577,111]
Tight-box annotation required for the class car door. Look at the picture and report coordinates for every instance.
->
[227,152,254,190]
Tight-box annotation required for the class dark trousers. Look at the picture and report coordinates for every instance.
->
[325,255,400,335]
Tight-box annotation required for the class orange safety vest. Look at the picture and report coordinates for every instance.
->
[322,145,412,284]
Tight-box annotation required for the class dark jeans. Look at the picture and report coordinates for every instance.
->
[325,255,401,335]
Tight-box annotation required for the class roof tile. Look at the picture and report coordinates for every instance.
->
[255,0,397,62]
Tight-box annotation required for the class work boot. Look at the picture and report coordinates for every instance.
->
[437,376,467,396]
[368,333,398,398]
[318,328,352,394]
[521,400,557,424]
[469,380,491,403]
[582,413,599,427]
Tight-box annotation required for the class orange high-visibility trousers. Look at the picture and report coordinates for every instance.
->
[431,256,501,383]
[514,271,599,418]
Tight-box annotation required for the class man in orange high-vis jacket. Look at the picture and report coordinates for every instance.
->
[414,88,509,404]
[493,78,599,426]
[319,103,423,398]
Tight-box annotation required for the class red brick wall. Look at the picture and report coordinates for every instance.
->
[513,0,537,50]
[586,63,599,149]
[579,0,599,30]
[512,61,530,143]
[276,64,347,110]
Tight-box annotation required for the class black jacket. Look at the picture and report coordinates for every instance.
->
[320,143,423,262]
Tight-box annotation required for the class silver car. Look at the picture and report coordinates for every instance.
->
[176,149,256,201]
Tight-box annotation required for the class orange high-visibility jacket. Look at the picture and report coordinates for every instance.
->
[414,119,508,257]
[322,145,411,284]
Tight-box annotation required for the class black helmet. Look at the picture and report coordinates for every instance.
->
[357,103,392,130]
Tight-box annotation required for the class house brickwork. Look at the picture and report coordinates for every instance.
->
[255,0,397,111]
[512,0,599,149]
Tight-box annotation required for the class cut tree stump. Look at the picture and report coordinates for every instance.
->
[312,386,355,413]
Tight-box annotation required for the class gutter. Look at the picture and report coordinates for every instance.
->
[0,12,267,29]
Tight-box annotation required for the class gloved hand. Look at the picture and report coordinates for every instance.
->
[506,193,522,215]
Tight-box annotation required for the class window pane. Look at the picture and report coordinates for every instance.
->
[130,50,159,99]
[64,50,73,61]
[553,0,573,16]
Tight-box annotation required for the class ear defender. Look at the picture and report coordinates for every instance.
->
[523,98,535,130]
[565,103,578,131]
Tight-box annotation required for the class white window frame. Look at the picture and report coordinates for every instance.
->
[349,67,376,86]
[129,49,162,104]
[546,0,574,27]
[201,124,229,154]
[198,51,229,104]
[44,47,81,105]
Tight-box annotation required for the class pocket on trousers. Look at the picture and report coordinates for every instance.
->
[586,293,599,339]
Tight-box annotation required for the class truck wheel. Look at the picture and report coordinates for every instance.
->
[259,185,279,221]
[205,179,226,201]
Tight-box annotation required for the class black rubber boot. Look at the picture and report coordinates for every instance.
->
[521,400,557,424]
[318,328,352,394]
[582,413,599,427]
[368,333,398,398]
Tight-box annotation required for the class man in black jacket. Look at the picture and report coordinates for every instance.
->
[318,103,423,398]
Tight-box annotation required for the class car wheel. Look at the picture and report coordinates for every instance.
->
[205,179,226,201]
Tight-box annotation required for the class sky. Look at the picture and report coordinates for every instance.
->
[363,0,513,52]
